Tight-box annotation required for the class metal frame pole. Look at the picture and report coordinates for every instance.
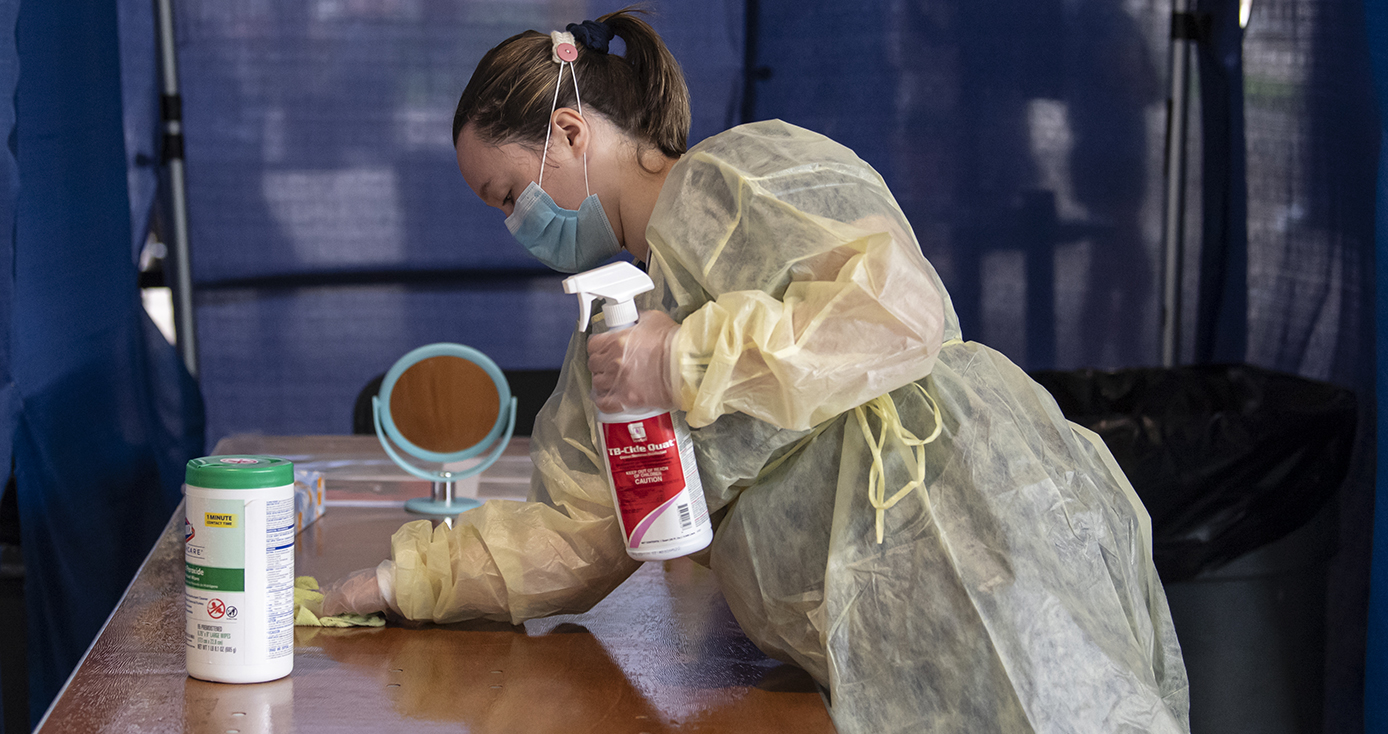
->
[742,0,769,124]
[155,0,198,378]
[1161,0,1195,368]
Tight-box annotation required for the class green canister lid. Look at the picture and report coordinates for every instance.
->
[186,455,295,489]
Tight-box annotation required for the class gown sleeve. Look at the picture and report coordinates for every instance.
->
[647,124,948,431]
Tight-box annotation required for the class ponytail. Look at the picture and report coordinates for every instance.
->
[596,9,690,158]
[453,7,691,159]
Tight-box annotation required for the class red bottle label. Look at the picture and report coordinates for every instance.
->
[601,413,687,546]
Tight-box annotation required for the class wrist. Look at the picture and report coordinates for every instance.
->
[376,559,401,616]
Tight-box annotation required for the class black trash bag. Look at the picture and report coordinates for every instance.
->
[1029,364,1355,582]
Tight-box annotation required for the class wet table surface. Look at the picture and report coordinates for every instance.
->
[37,435,834,733]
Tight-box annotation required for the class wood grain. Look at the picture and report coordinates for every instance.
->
[389,356,500,454]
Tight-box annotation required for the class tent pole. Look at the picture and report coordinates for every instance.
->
[155,0,198,378]
[742,0,761,124]
[1162,0,1195,368]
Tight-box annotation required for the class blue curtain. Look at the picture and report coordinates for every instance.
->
[117,0,161,263]
[0,0,18,729]
[11,0,204,725]
[1236,4,1379,730]
[1365,0,1388,727]
[750,0,1162,371]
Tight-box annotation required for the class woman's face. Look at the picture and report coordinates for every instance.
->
[455,122,591,218]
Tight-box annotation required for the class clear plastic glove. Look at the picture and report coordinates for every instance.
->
[587,310,680,414]
[321,561,398,617]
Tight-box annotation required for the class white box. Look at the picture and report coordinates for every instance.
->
[294,469,326,533]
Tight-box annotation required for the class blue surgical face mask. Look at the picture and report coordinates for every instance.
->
[505,182,620,273]
[503,59,621,273]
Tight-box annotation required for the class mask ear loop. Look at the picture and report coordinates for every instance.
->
[537,61,591,197]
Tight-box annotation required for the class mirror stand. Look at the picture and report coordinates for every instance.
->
[403,476,482,516]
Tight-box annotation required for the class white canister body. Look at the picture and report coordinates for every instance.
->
[184,456,295,683]
[596,407,713,561]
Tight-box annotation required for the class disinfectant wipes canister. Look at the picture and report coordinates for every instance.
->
[184,455,295,683]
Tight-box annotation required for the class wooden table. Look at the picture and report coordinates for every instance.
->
[36,436,835,733]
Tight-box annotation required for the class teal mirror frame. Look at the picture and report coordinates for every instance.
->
[372,342,517,486]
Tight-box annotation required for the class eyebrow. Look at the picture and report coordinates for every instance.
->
[479,180,498,205]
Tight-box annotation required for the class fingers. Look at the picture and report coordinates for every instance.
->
[585,311,680,414]
[590,367,628,413]
[321,568,385,616]
[586,330,627,409]
[586,330,628,371]
[590,369,616,396]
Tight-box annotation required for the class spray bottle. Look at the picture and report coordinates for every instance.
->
[563,262,712,561]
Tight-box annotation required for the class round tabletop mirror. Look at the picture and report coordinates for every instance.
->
[373,343,516,516]
[390,355,500,454]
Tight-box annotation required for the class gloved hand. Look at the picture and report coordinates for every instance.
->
[587,310,680,414]
[321,562,398,617]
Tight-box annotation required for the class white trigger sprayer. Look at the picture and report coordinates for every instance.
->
[563,262,712,561]
[563,261,652,334]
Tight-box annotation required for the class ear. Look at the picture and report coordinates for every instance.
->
[548,107,590,160]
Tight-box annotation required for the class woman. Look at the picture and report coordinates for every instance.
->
[326,10,1189,733]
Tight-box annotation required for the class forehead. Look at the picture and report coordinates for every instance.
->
[455,125,537,199]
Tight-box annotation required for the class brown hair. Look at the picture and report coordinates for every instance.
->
[452,7,690,159]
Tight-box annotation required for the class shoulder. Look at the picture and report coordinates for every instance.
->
[689,119,828,154]
[656,120,891,223]
[677,120,877,182]
[647,119,906,300]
